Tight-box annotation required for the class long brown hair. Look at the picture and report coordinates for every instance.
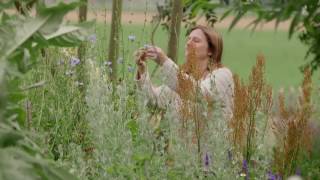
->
[181,25,224,78]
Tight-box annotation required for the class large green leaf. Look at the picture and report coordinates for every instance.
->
[43,22,93,47]
[0,129,23,148]
[37,1,80,35]
[0,148,78,180]
[0,15,50,61]
[289,9,302,39]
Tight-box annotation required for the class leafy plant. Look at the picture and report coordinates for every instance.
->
[0,0,91,179]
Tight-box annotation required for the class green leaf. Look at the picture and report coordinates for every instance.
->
[220,8,233,21]
[228,11,246,31]
[0,60,6,84]
[126,119,139,143]
[0,15,50,61]
[8,92,25,103]
[289,10,302,39]
[43,22,93,47]
[0,148,78,180]
[0,129,23,148]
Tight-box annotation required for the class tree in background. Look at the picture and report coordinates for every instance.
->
[108,0,122,82]
[157,0,320,73]
[77,0,88,115]
[167,0,183,63]
[223,0,320,73]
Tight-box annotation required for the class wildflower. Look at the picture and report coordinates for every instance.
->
[75,81,84,86]
[144,44,152,49]
[295,168,301,176]
[128,35,136,42]
[70,57,80,67]
[241,160,249,180]
[88,34,97,43]
[104,61,112,66]
[65,70,75,76]
[204,152,210,167]
[267,171,277,180]
[117,57,124,64]
[202,151,211,173]
[127,66,135,72]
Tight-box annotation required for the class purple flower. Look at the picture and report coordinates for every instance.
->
[295,167,301,176]
[128,35,136,42]
[267,171,282,180]
[242,160,249,180]
[104,61,112,66]
[203,151,211,171]
[70,57,80,67]
[267,171,276,180]
[88,34,97,43]
[127,66,135,72]
[204,152,210,167]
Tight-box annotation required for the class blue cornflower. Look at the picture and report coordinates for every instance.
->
[127,66,135,72]
[128,35,136,42]
[267,171,276,180]
[88,34,97,43]
[104,61,112,66]
[70,57,80,67]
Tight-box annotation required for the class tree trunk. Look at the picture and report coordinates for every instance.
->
[78,0,88,60]
[108,0,123,82]
[167,0,183,63]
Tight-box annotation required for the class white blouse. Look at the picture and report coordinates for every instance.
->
[136,58,234,120]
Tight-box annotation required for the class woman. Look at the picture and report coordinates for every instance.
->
[135,25,234,120]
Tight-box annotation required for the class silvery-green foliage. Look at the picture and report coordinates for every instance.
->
[86,60,165,179]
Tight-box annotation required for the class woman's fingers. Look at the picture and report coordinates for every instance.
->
[145,52,158,59]
[135,45,167,65]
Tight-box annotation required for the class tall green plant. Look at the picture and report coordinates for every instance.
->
[0,0,91,179]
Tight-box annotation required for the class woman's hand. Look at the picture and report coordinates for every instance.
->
[135,49,147,77]
[143,45,168,65]
[134,45,168,79]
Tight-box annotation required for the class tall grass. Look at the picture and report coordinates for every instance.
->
[22,23,320,179]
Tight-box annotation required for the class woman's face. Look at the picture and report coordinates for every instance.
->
[185,28,211,61]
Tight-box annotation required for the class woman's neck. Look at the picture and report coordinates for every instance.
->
[197,58,210,78]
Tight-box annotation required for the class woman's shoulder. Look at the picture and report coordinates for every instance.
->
[208,67,233,80]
